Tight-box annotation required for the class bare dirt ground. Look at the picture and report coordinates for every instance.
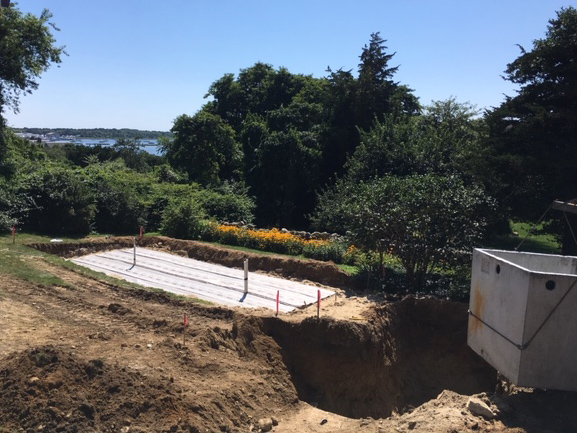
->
[1,237,577,432]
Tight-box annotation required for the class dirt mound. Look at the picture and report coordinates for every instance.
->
[0,346,200,432]
[383,387,577,432]
[31,236,350,288]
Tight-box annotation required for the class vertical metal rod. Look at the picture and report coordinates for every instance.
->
[133,237,136,267]
[243,259,248,294]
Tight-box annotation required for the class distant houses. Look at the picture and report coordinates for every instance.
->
[16,132,78,147]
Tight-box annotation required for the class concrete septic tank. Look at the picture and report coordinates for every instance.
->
[468,248,577,391]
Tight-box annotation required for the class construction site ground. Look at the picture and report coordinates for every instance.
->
[1,236,576,433]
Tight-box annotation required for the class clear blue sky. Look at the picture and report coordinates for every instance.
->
[5,0,574,131]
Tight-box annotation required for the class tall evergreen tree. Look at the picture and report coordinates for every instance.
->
[354,32,419,131]
[485,7,577,249]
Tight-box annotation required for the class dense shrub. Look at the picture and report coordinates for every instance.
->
[85,160,149,234]
[194,181,255,224]
[314,174,493,290]
[160,198,207,240]
[20,165,96,235]
[301,240,347,263]
[0,179,23,232]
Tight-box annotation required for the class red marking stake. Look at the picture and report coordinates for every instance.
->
[139,226,143,240]
[276,290,280,316]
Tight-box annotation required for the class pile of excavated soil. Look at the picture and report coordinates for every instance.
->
[0,346,198,432]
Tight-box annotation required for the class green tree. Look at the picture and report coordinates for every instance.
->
[84,160,148,234]
[0,5,63,112]
[313,175,493,289]
[160,197,207,240]
[196,181,255,224]
[112,137,152,172]
[354,32,420,131]
[163,111,242,186]
[346,99,487,182]
[321,68,358,180]
[172,35,422,229]
[252,128,322,228]
[204,73,246,131]
[0,4,63,174]
[485,7,577,244]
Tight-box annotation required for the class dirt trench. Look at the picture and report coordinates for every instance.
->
[236,297,497,419]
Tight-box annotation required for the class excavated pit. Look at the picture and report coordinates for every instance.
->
[256,297,497,419]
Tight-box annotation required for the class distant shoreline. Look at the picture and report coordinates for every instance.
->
[11,127,172,140]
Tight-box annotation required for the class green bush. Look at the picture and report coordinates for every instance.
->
[86,161,148,234]
[301,241,346,263]
[20,165,96,235]
[0,179,22,232]
[196,182,255,224]
[160,198,207,240]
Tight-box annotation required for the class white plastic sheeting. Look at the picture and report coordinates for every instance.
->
[71,248,334,312]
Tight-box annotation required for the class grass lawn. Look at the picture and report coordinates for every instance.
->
[485,221,560,255]
[0,235,73,287]
[0,233,212,304]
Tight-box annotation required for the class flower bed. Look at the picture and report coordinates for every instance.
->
[204,223,352,264]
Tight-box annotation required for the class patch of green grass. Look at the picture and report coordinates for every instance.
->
[337,264,359,275]
[206,241,277,256]
[0,243,72,287]
[0,233,212,305]
[486,221,560,254]
[1,233,81,245]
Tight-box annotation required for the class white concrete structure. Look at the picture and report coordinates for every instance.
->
[71,248,334,313]
[468,248,577,390]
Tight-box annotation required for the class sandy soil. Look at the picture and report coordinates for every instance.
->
[1,238,576,432]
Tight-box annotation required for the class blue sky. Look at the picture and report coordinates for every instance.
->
[4,0,574,131]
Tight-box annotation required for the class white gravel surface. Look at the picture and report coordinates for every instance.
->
[71,248,334,312]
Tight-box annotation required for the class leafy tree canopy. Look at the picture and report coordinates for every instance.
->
[162,111,242,187]
[345,99,486,182]
[313,174,494,289]
[0,4,64,114]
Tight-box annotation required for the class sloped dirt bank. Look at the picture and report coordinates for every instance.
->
[258,297,497,419]
[31,236,350,288]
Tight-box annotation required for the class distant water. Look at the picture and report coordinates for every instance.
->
[72,138,163,156]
